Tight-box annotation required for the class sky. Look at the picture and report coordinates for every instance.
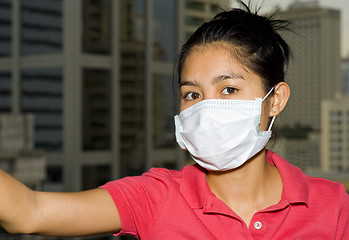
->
[244,0,349,58]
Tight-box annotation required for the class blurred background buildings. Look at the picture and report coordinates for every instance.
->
[0,0,348,239]
[268,1,349,188]
[0,0,229,239]
[271,1,340,171]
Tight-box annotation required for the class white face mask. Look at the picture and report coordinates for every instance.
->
[174,88,276,171]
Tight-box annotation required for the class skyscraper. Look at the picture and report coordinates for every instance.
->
[276,1,341,129]
[269,1,342,172]
[0,0,230,193]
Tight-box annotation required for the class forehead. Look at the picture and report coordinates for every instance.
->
[189,43,235,60]
[181,44,248,79]
[180,43,265,93]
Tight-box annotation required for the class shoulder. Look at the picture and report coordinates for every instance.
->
[101,164,199,195]
[306,174,342,191]
[306,175,349,237]
[305,175,349,205]
[143,167,183,180]
[291,166,349,212]
[267,150,348,207]
[144,164,201,180]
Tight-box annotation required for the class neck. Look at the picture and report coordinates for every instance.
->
[206,149,282,224]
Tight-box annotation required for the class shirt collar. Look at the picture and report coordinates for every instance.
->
[180,164,212,209]
[180,150,309,210]
[266,150,309,206]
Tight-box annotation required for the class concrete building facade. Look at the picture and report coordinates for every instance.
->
[321,97,349,172]
[269,1,342,172]
[0,1,228,239]
[183,0,231,40]
[276,1,341,129]
[0,0,229,192]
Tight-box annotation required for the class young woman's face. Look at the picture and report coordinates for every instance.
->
[179,44,273,131]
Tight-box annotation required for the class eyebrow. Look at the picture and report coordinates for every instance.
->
[179,73,245,88]
[179,80,197,88]
[212,73,245,84]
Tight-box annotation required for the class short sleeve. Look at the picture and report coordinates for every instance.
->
[336,184,349,240]
[100,168,180,238]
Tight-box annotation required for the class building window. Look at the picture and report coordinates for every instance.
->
[21,68,63,151]
[153,0,176,61]
[152,74,177,149]
[44,166,63,191]
[185,16,204,28]
[0,0,11,56]
[82,0,111,55]
[82,165,111,190]
[21,0,62,55]
[0,71,11,112]
[82,68,111,151]
[186,1,205,11]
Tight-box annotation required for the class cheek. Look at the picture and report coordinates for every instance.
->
[259,101,271,131]
[179,104,185,112]
[179,100,189,112]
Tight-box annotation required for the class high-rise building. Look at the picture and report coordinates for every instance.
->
[268,1,342,172]
[321,97,349,172]
[182,0,231,40]
[0,0,180,196]
[0,0,230,191]
[276,1,341,129]
[0,1,229,239]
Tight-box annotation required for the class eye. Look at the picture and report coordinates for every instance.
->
[221,87,238,95]
[185,92,200,101]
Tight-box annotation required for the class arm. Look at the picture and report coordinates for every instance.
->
[0,170,121,236]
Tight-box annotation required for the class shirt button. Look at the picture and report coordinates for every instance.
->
[254,221,262,230]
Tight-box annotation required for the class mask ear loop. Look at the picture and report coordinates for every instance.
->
[268,116,276,132]
[262,87,275,102]
[262,87,276,132]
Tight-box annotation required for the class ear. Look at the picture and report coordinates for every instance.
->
[269,82,290,117]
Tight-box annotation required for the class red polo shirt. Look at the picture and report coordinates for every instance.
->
[101,151,349,239]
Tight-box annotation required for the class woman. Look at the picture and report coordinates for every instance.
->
[1,1,348,239]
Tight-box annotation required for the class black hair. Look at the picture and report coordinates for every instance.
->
[176,0,292,93]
